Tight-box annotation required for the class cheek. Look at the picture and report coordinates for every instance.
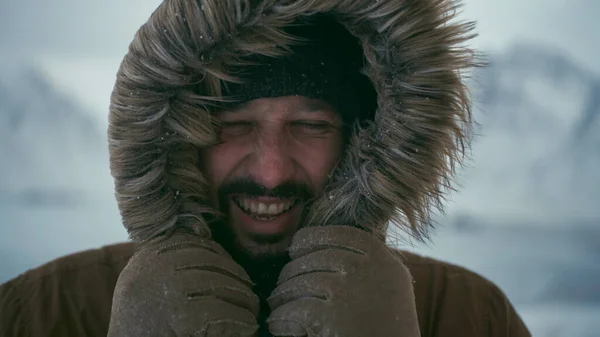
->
[293,138,344,190]
[201,143,246,187]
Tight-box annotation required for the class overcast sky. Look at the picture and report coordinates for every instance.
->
[1,0,597,122]
[0,0,598,65]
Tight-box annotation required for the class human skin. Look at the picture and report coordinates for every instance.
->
[201,95,345,258]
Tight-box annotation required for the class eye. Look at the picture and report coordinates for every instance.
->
[290,121,335,136]
[219,121,254,138]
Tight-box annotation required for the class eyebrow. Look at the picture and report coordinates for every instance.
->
[294,101,340,121]
[301,100,333,113]
[219,99,338,118]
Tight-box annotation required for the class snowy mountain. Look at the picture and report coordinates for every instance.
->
[0,61,126,282]
[416,215,600,303]
[409,44,600,337]
[0,61,112,205]
[450,44,600,221]
[406,213,600,337]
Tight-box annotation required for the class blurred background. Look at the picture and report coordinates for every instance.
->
[0,1,598,336]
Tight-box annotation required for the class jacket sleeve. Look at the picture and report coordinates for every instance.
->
[0,277,29,337]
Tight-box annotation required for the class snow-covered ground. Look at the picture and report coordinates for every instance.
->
[0,201,126,283]
[403,220,600,337]
[519,304,600,337]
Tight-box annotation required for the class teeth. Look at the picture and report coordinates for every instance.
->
[257,203,267,214]
[267,204,279,214]
[236,198,295,216]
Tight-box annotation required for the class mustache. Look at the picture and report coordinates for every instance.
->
[219,178,314,201]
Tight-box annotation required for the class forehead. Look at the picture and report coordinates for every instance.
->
[217,96,341,120]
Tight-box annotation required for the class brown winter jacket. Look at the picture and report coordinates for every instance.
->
[0,242,531,337]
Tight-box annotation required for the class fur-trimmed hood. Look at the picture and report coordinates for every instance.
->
[109,0,478,243]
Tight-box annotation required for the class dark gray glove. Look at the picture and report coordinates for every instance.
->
[107,233,260,337]
[267,226,421,337]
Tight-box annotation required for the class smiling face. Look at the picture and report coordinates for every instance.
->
[201,95,345,258]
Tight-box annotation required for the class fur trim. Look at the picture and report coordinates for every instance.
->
[108,0,480,243]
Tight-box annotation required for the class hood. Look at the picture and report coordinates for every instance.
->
[108,0,479,243]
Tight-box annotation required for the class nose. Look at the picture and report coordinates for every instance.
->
[246,130,295,190]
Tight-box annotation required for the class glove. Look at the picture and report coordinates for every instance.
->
[266,226,421,337]
[107,232,260,337]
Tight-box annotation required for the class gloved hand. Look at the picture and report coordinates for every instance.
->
[267,226,421,337]
[107,232,260,337]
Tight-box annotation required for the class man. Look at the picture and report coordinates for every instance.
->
[0,0,531,336]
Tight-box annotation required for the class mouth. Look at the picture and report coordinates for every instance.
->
[232,196,298,221]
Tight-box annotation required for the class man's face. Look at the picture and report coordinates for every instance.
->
[201,96,344,258]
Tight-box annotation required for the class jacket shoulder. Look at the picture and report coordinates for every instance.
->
[0,242,136,337]
[395,249,531,337]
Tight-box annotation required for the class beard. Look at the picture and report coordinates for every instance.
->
[210,217,291,336]
[207,178,316,334]
[208,177,315,276]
